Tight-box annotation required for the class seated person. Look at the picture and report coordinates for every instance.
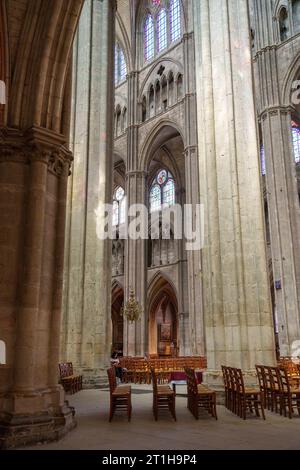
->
[111,351,123,382]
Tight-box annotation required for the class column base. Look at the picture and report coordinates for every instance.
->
[0,387,76,449]
[80,368,109,389]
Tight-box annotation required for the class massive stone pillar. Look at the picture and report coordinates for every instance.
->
[182,20,205,356]
[251,0,300,356]
[260,110,300,356]
[193,0,276,381]
[0,129,75,448]
[62,0,116,386]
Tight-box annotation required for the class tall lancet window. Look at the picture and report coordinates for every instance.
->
[170,0,181,42]
[150,169,175,213]
[145,14,155,61]
[115,44,127,85]
[113,187,126,226]
[157,9,167,52]
[292,122,300,164]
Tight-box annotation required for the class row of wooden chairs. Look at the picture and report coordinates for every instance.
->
[256,365,300,419]
[119,357,207,384]
[222,366,265,420]
[107,367,216,422]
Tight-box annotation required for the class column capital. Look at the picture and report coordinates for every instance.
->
[125,170,148,180]
[0,126,73,177]
[260,105,294,121]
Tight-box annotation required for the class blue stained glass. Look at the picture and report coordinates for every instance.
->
[170,0,181,42]
[292,126,300,164]
[260,145,266,176]
[163,179,175,207]
[157,9,167,52]
[145,15,155,61]
[150,184,161,212]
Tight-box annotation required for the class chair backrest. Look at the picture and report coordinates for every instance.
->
[150,367,158,394]
[255,365,266,391]
[107,367,117,394]
[268,366,280,392]
[278,367,291,393]
[233,368,245,394]
[59,362,71,379]
[184,367,198,396]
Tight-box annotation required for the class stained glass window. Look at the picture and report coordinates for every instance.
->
[115,44,127,85]
[260,145,266,175]
[170,0,181,42]
[150,169,176,212]
[163,179,175,207]
[157,9,167,52]
[152,0,161,5]
[113,187,126,226]
[292,125,300,164]
[145,14,155,61]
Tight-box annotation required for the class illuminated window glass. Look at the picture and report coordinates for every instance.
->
[115,44,127,85]
[113,187,125,226]
[260,145,266,175]
[170,0,181,42]
[145,14,155,61]
[150,169,176,213]
[152,0,161,5]
[157,9,167,52]
[292,125,300,164]
[163,178,175,207]
[150,184,161,212]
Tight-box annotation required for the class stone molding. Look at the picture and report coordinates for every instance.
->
[0,126,73,177]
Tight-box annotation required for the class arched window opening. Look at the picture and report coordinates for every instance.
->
[150,169,176,213]
[155,81,161,113]
[168,72,174,106]
[145,14,155,61]
[116,108,121,136]
[113,187,126,227]
[157,9,167,52]
[292,0,300,34]
[0,340,6,365]
[115,44,127,85]
[122,107,127,132]
[142,96,147,122]
[279,7,289,41]
[177,74,183,100]
[161,76,168,110]
[149,85,155,117]
[292,122,300,164]
[170,0,181,43]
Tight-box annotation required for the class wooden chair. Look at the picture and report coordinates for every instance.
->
[107,367,132,422]
[278,367,300,419]
[185,368,217,420]
[59,362,83,394]
[234,368,265,420]
[150,368,176,421]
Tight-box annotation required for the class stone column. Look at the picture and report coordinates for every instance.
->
[182,28,205,355]
[123,171,147,356]
[260,106,300,356]
[62,0,115,386]
[123,67,147,357]
[193,0,276,382]
[0,128,75,449]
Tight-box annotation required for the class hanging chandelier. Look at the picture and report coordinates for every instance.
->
[121,288,142,323]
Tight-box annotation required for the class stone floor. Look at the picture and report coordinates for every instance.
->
[25,386,300,450]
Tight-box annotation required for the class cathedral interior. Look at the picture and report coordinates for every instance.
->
[0,0,300,450]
